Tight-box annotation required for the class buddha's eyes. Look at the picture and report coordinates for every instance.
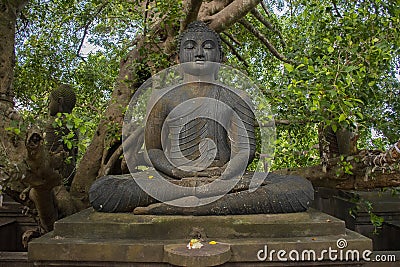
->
[183,41,195,49]
[203,41,215,49]
[183,40,216,50]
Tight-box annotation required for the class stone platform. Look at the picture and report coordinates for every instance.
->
[313,187,400,251]
[28,208,372,266]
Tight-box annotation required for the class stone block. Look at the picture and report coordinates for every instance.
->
[28,208,372,266]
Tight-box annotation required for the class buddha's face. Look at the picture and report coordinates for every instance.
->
[179,31,221,77]
[179,31,221,63]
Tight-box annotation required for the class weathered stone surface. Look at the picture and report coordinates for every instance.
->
[29,230,371,264]
[29,237,165,263]
[313,187,400,251]
[229,230,372,262]
[50,208,344,240]
[0,197,37,251]
[164,243,231,266]
[28,208,372,266]
[0,252,34,267]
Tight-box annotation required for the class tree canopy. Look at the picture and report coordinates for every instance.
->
[1,0,400,234]
[10,0,400,168]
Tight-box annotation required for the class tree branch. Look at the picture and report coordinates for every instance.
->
[250,8,286,48]
[332,0,343,18]
[76,1,109,58]
[180,0,204,32]
[239,18,291,63]
[198,0,231,20]
[143,0,150,36]
[258,119,319,127]
[275,162,400,190]
[70,38,151,201]
[222,31,241,45]
[6,0,28,17]
[206,0,261,32]
[100,143,123,176]
[220,35,249,67]
[260,0,271,16]
[362,140,400,167]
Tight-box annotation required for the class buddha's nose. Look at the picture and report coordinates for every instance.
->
[195,47,205,59]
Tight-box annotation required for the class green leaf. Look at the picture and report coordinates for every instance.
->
[327,46,334,53]
[55,118,62,127]
[339,113,347,122]
[137,165,149,171]
[66,141,72,150]
[66,122,74,130]
[345,66,358,72]
[66,131,75,139]
[79,126,87,135]
[284,63,294,73]
[353,99,364,104]
[343,100,353,108]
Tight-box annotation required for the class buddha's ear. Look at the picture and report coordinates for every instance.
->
[214,64,221,80]
[57,97,65,112]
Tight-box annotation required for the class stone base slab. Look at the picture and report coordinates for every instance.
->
[28,208,372,266]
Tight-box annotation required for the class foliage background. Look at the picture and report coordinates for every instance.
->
[12,0,400,170]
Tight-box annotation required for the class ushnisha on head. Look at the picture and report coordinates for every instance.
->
[178,21,223,64]
[48,84,76,116]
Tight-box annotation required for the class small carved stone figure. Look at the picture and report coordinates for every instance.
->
[89,21,314,214]
[48,84,76,116]
[45,84,77,188]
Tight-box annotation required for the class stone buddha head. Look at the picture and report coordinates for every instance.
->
[178,21,223,77]
[49,84,76,116]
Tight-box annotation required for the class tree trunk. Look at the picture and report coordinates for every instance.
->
[0,0,28,155]
[0,0,27,107]
[0,0,29,206]
[275,147,400,189]
[69,40,151,205]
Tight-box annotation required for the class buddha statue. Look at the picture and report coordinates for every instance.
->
[45,84,77,188]
[145,22,255,181]
[89,21,314,214]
